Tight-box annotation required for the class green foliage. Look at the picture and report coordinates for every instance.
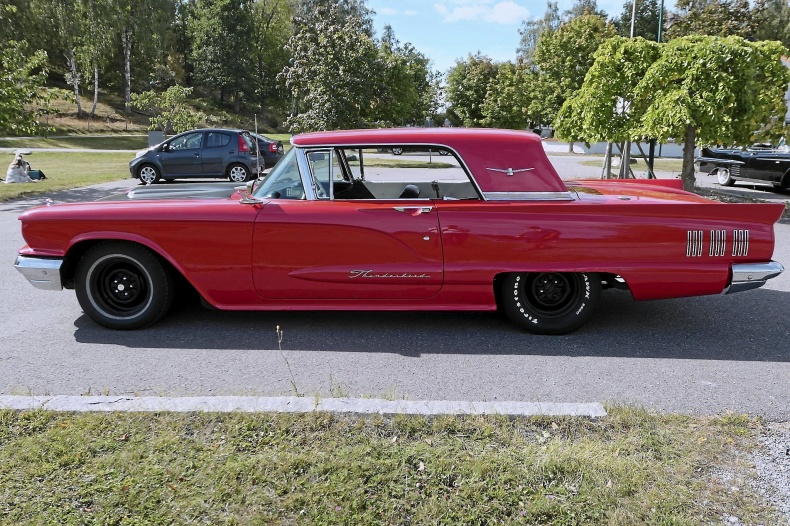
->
[531,14,616,126]
[130,85,207,134]
[0,41,52,135]
[612,0,660,40]
[445,53,500,127]
[481,61,534,129]
[248,0,292,117]
[555,37,661,143]
[557,35,790,190]
[189,0,255,110]
[752,0,790,49]
[666,0,755,40]
[517,1,561,63]
[280,3,379,132]
[371,26,440,126]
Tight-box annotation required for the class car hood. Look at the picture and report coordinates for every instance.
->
[99,182,245,201]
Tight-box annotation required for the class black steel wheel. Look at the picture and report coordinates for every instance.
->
[75,242,174,329]
[501,272,600,334]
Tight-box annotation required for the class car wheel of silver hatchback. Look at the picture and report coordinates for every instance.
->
[714,167,734,186]
[228,164,250,182]
[138,165,161,185]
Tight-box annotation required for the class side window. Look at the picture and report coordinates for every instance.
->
[206,132,230,148]
[170,132,203,151]
[306,150,334,199]
[336,146,480,200]
[252,148,304,199]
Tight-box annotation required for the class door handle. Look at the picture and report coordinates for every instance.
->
[393,206,433,215]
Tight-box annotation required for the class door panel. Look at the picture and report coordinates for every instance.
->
[202,132,232,175]
[252,200,443,300]
[161,132,203,176]
[747,152,790,183]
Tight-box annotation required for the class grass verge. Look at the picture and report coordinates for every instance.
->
[0,152,132,201]
[0,407,778,525]
[0,136,149,150]
[580,158,684,173]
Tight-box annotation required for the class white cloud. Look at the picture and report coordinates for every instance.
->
[404,9,418,15]
[434,1,528,25]
[379,7,399,15]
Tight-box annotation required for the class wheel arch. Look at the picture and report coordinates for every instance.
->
[61,236,200,300]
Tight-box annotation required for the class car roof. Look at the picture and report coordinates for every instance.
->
[292,127,541,147]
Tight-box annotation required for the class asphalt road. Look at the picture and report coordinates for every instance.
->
[1,166,789,420]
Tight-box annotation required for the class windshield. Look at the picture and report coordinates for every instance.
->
[252,148,304,200]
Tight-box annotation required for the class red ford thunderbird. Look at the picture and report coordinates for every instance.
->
[14,128,785,334]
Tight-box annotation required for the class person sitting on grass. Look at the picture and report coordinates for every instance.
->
[5,154,37,184]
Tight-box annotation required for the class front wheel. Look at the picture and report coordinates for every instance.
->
[500,272,600,335]
[392,148,403,156]
[227,163,250,183]
[138,164,161,185]
[713,167,734,186]
[75,242,174,329]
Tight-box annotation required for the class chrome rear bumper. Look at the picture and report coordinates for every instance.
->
[726,261,784,294]
[14,256,64,290]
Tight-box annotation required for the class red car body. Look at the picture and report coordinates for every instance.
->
[14,128,785,333]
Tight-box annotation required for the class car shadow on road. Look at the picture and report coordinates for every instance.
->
[73,288,790,361]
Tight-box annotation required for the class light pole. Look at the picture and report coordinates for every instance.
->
[647,0,665,178]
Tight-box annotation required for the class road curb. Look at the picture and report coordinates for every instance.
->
[0,395,607,417]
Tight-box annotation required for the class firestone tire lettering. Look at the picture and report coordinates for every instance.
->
[500,272,601,335]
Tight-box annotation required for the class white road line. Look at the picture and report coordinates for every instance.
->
[0,395,607,417]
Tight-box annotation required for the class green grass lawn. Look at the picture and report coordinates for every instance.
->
[0,152,132,201]
[0,407,777,525]
[0,135,150,150]
[580,158,684,173]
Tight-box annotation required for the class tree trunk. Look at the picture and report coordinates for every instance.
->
[122,27,132,113]
[89,64,99,119]
[67,49,83,118]
[568,141,574,153]
[681,124,696,192]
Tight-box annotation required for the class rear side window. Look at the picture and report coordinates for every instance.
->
[206,132,231,148]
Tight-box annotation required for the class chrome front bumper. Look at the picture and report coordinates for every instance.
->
[726,261,784,294]
[14,256,64,290]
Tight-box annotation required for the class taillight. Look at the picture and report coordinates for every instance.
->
[238,135,250,153]
[269,142,278,153]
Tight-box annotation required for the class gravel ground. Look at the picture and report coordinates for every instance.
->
[752,423,790,524]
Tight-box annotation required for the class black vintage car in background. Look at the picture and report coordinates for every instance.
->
[697,139,790,189]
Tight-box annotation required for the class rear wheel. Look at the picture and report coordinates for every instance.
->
[227,163,250,182]
[75,242,174,330]
[500,272,600,335]
[392,148,403,155]
[714,167,734,186]
[138,164,161,185]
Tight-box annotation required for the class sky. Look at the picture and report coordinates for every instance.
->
[368,0,627,73]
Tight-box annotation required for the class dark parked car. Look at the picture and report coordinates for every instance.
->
[129,128,256,184]
[250,133,284,169]
[697,139,790,188]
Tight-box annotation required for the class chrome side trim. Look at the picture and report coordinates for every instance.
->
[483,191,575,201]
[14,256,64,290]
[709,229,726,256]
[725,261,784,294]
[732,229,749,256]
[695,157,746,166]
[686,230,703,257]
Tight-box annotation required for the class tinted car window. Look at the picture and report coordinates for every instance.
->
[170,132,203,151]
[206,132,230,148]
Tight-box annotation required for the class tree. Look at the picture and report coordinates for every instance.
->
[665,0,754,40]
[0,41,51,135]
[445,53,499,127]
[279,2,379,132]
[371,25,440,126]
[481,61,534,129]
[189,0,255,111]
[563,0,607,19]
[612,0,659,40]
[130,85,207,134]
[517,1,560,63]
[530,14,616,126]
[557,35,790,191]
[752,0,790,49]
[248,0,292,121]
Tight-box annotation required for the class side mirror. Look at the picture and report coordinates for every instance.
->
[160,143,169,152]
